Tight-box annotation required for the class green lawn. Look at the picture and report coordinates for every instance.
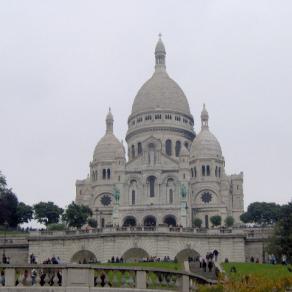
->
[100,261,182,271]
[222,262,292,280]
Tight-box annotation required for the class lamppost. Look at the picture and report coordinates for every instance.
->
[2,221,8,264]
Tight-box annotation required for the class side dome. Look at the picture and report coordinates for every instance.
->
[93,109,124,162]
[131,36,191,116]
[190,105,222,159]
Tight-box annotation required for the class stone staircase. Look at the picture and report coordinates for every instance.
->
[189,261,217,281]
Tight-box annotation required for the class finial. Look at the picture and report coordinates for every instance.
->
[155,34,166,70]
[106,108,114,133]
[201,103,209,129]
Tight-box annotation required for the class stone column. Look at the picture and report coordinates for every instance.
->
[135,270,146,289]
[5,268,16,287]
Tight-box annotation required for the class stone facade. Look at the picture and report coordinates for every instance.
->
[75,37,244,229]
[28,230,246,264]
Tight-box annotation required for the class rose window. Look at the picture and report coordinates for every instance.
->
[201,192,212,203]
[100,194,112,206]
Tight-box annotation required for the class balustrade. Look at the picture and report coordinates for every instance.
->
[0,264,211,291]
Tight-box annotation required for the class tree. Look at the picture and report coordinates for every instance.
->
[88,218,97,228]
[62,202,92,229]
[210,215,222,227]
[0,172,19,227]
[16,202,33,224]
[193,218,202,228]
[225,216,235,227]
[0,172,33,227]
[267,202,292,261]
[240,202,281,225]
[33,201,63,226]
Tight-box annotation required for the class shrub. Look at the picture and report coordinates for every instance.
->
[210,215,222,227]
[225,216,235,227]
[88,218,97,228]
[193,217,203,228]
[47,223,66,231]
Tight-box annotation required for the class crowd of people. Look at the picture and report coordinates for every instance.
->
[188,249,219,274]
[1,254,11,264]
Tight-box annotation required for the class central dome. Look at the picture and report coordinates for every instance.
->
[130,36,191,117]
[131,70,191,115]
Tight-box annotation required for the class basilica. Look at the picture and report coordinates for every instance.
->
[75,37,244,229]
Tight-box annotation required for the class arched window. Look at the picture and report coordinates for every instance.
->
[148,176,156,197]
[206,165,210,176]
[138,142,142,155]
[202,165,206,176]
[107,169,111,179]
[132,190,135,205]
[131,145,135,159]
[194,167,197,177]
[165,140,172,156]
[191,168,194,177]
[102,169,106,179]
[219,167,221,177]
[215,166,218,177]
[175,141,181,157]
[184,142,189,150]
[169,189,173,204]
[95,171,98,181]
[101,218,105,228]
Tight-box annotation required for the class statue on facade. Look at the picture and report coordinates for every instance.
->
[113,185,120,204]
[180,184,187,199]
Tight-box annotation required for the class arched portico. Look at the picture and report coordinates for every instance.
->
[71,250,97,264]
[175,249,200,263]
[143,215,156,226]
[163,215,177,226]
[122,248,149,262]
[123,216,137,227]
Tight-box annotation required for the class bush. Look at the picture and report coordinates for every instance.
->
[210,215,222,227]
[225,216,235,227]
[193,217,203,228]
[88,218,97,228]
[47,223,66,231]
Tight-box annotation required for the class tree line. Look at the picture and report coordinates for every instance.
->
[0,172,95,230]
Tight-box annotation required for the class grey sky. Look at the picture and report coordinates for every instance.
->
[0,0,291,210]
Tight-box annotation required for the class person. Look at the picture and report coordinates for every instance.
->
[208,260,213,272]
[31,269,37,285]
[202,259,207,272]
[213,249,219,262]
[250,256,255,263]
[0,271,5,286]
[282,254,287,265]
[2,254,7,264]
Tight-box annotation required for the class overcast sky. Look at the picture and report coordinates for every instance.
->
[0,0,291,211]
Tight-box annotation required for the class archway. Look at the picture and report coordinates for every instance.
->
[163,215,177,227]
[122,248,149,262]
[71,250,97,264]
[175,249,200,263]
[123,216,137,227]
[143,215,156,226]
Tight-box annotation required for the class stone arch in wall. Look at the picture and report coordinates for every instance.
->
[175,249,200,263]
[71,250,97,264]
[143,215,157,226]
[122,248,149,262]
[123,216,137,227]
[163,214,177,226]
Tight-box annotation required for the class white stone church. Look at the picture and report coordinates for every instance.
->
[75,37,244,229]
